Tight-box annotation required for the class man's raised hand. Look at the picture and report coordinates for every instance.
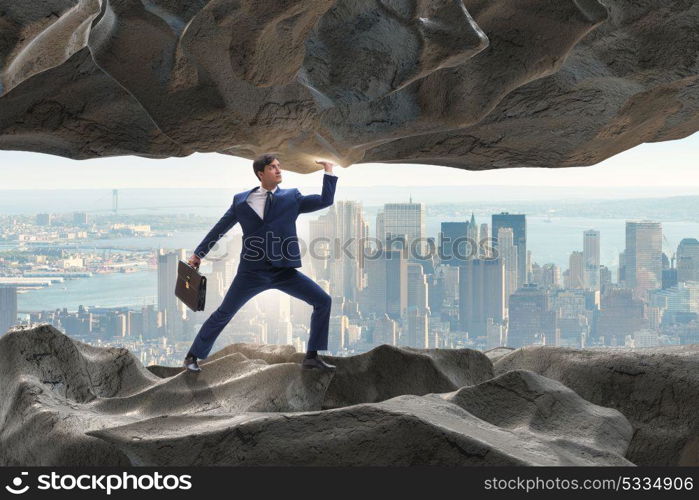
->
[315,160,336,173]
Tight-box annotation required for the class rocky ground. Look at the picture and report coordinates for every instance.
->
[1,324,696,466]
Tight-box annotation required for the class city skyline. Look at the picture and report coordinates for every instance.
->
[3,195,699,359]
[2,144,698,364]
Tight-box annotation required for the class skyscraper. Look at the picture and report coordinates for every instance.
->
[266,291,292,346]
[407,262,429,312]
[507,284,556,348]
[309,212,334,280]
[372,314,398,346]
[479,222,491,258]
[386,250,408,319]
[36,213,52,226]
[677,238,699,283]
[600,265,612,291]
[618,251,626,285]
[583,229,601,291]
[363,257,387,316]
[327,201,367,302]
[650,282,699,315]
[625,221,662,302]
[140,304,163,339]
[328,315,349,353]
[427,271,445,316]
[568,251,584,289]
[0,285,18,334]
[208,259,230,306]
[458,258,505,338]
[540,263,561,289]
[485,318,506,350]
[375,210,384,243]
[497,227,517,310]
[363,249,408,320]
[403,306,429,348]
[73,212,88,225]
[492,213,526,286]
[468,213,479,256]
[382,201,426,258]
[662,267,678,290]
[596,288,647,345]
[439,221,468,266]
[552,289,590,348]
[157,248,187,340]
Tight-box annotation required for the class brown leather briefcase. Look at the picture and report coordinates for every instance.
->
[175,260,207,311]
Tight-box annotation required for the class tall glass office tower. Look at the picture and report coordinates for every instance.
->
[625,221,662,302]
[492,212,526,286]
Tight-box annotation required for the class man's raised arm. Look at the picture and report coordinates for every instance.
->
[296,160,339,214]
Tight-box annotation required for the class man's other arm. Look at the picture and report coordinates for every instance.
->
[296,173,338,214]
[193,199,238,259]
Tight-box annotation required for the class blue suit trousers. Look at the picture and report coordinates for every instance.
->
[188,261,332,359]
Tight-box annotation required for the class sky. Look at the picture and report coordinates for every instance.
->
[0,131,697,191]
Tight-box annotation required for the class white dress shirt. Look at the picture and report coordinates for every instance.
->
[247,184,278,220]
[247,172,336,220]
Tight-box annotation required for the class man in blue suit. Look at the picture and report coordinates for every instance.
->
[183,154,339,373]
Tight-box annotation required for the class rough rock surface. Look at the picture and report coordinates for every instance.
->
[89,370,632,466]
[0,324,333,465]
[0,1,696,171]
[1,324,636,466]
[152,342,495,409]
[493,345,699,466]
[483,346,515,362]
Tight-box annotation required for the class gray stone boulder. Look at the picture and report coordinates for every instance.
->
[483,346,516,362]
[321,344,493,409]
[493,345,699,466]
[0,324,156,465]
[0,324,332,465]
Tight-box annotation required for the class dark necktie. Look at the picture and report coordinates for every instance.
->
[263,190,273,220]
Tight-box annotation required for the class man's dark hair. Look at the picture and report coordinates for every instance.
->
[253,154,278,181]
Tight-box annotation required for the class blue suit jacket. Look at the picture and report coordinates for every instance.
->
[194,174,338,270]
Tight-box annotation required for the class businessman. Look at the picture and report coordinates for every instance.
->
[183,154,339,373]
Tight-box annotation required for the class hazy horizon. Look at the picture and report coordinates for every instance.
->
[0,131,697,190]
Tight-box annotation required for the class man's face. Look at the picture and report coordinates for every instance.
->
[259,158,282,185]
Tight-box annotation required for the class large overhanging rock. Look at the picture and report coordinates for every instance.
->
[0,0,696,172]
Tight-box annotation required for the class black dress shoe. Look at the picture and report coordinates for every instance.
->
[302,356,336,370]
[183,355,202,373]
